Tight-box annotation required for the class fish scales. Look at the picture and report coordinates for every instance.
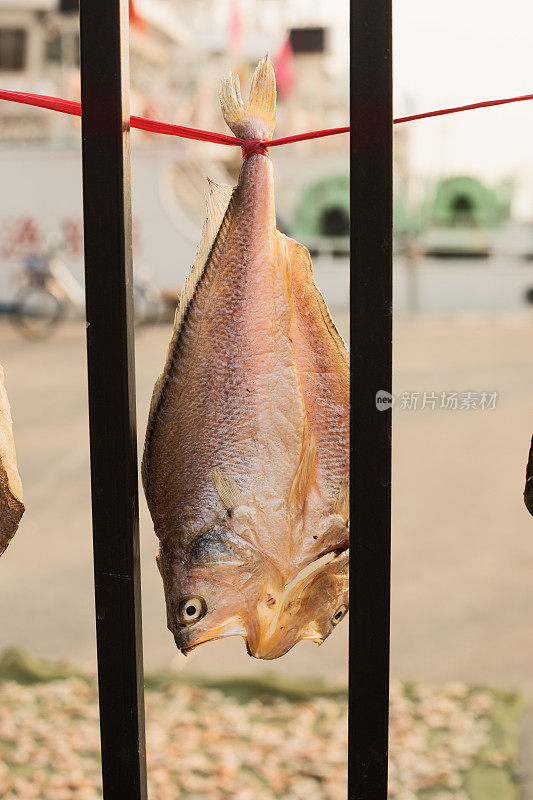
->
[144,163,307,565]
[143,56,349,659]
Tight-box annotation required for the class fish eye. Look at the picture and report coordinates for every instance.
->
[177,596,207,625]
[331,604,348,625]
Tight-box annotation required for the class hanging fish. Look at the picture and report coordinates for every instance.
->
[142,57,349,659]
[0,365,24,556]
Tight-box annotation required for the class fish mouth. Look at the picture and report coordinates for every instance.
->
[247,632,323,660]
[246,619,325,660]
[175,616,247,655]
[179,634,242,656]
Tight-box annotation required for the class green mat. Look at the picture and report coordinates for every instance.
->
[0,648,524,800]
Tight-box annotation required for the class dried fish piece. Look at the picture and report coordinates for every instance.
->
[143,57,349,659]
[0,365,24,555]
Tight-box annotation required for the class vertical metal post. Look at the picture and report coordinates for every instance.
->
[79,0,148,798]
[349,0,393,798]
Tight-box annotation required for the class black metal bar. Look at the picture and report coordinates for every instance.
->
[349,0,393,797]
[79,0,148,798]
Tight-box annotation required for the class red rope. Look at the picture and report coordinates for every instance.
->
[0,90,81,118]
[2,88,533,158]
[394,92,533,124]
[0,89,241,148]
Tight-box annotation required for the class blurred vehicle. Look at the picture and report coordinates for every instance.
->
[9,241,84,340]
[9,240,174,340]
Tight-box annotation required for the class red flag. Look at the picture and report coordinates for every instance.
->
[129,0,146,31]
[229,3,243,53]
[275,38,295,99]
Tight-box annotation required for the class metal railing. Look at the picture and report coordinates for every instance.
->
[349,1,393,796]
[78,0,392,798]
[80,0,147,796]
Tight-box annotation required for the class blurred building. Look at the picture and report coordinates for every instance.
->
[0,0,351,310]
[172,0,348,130]
[0,0,196,138]
[0,0,213,304]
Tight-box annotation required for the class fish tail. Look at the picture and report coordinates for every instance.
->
[247,55,276,136]
[220,55,276,140]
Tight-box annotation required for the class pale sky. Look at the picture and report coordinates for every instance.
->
[394,0,533,188]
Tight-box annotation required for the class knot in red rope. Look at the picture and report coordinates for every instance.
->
[241,139,270,160]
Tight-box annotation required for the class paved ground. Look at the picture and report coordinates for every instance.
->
[1,310,533,788]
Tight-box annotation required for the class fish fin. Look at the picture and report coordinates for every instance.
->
[213,468,247,513]
[288,434,317,510]
[246,55,276,137]
[142,372,165,495]
[277,234,293,301]
[220,55,276,140]
[334,477,349,523]
[219,71,246,134]
[178,179,234,336]
[282,235,349,360]
[142,180,235,495]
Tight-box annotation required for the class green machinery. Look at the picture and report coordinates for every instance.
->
[423,176,512,229]
[292,174,350,253]
[290,173,423,252]
[417,176,513,257]
[290,173,513,257]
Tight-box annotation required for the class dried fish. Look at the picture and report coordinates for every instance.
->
[0,365,24,556]
[143,57,349,659]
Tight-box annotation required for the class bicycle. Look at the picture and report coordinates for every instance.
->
[9,241,170,341]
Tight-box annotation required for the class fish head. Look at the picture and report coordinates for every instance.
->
[156,517,286,655]
[247,548,349,660]
[156,469,350,660]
